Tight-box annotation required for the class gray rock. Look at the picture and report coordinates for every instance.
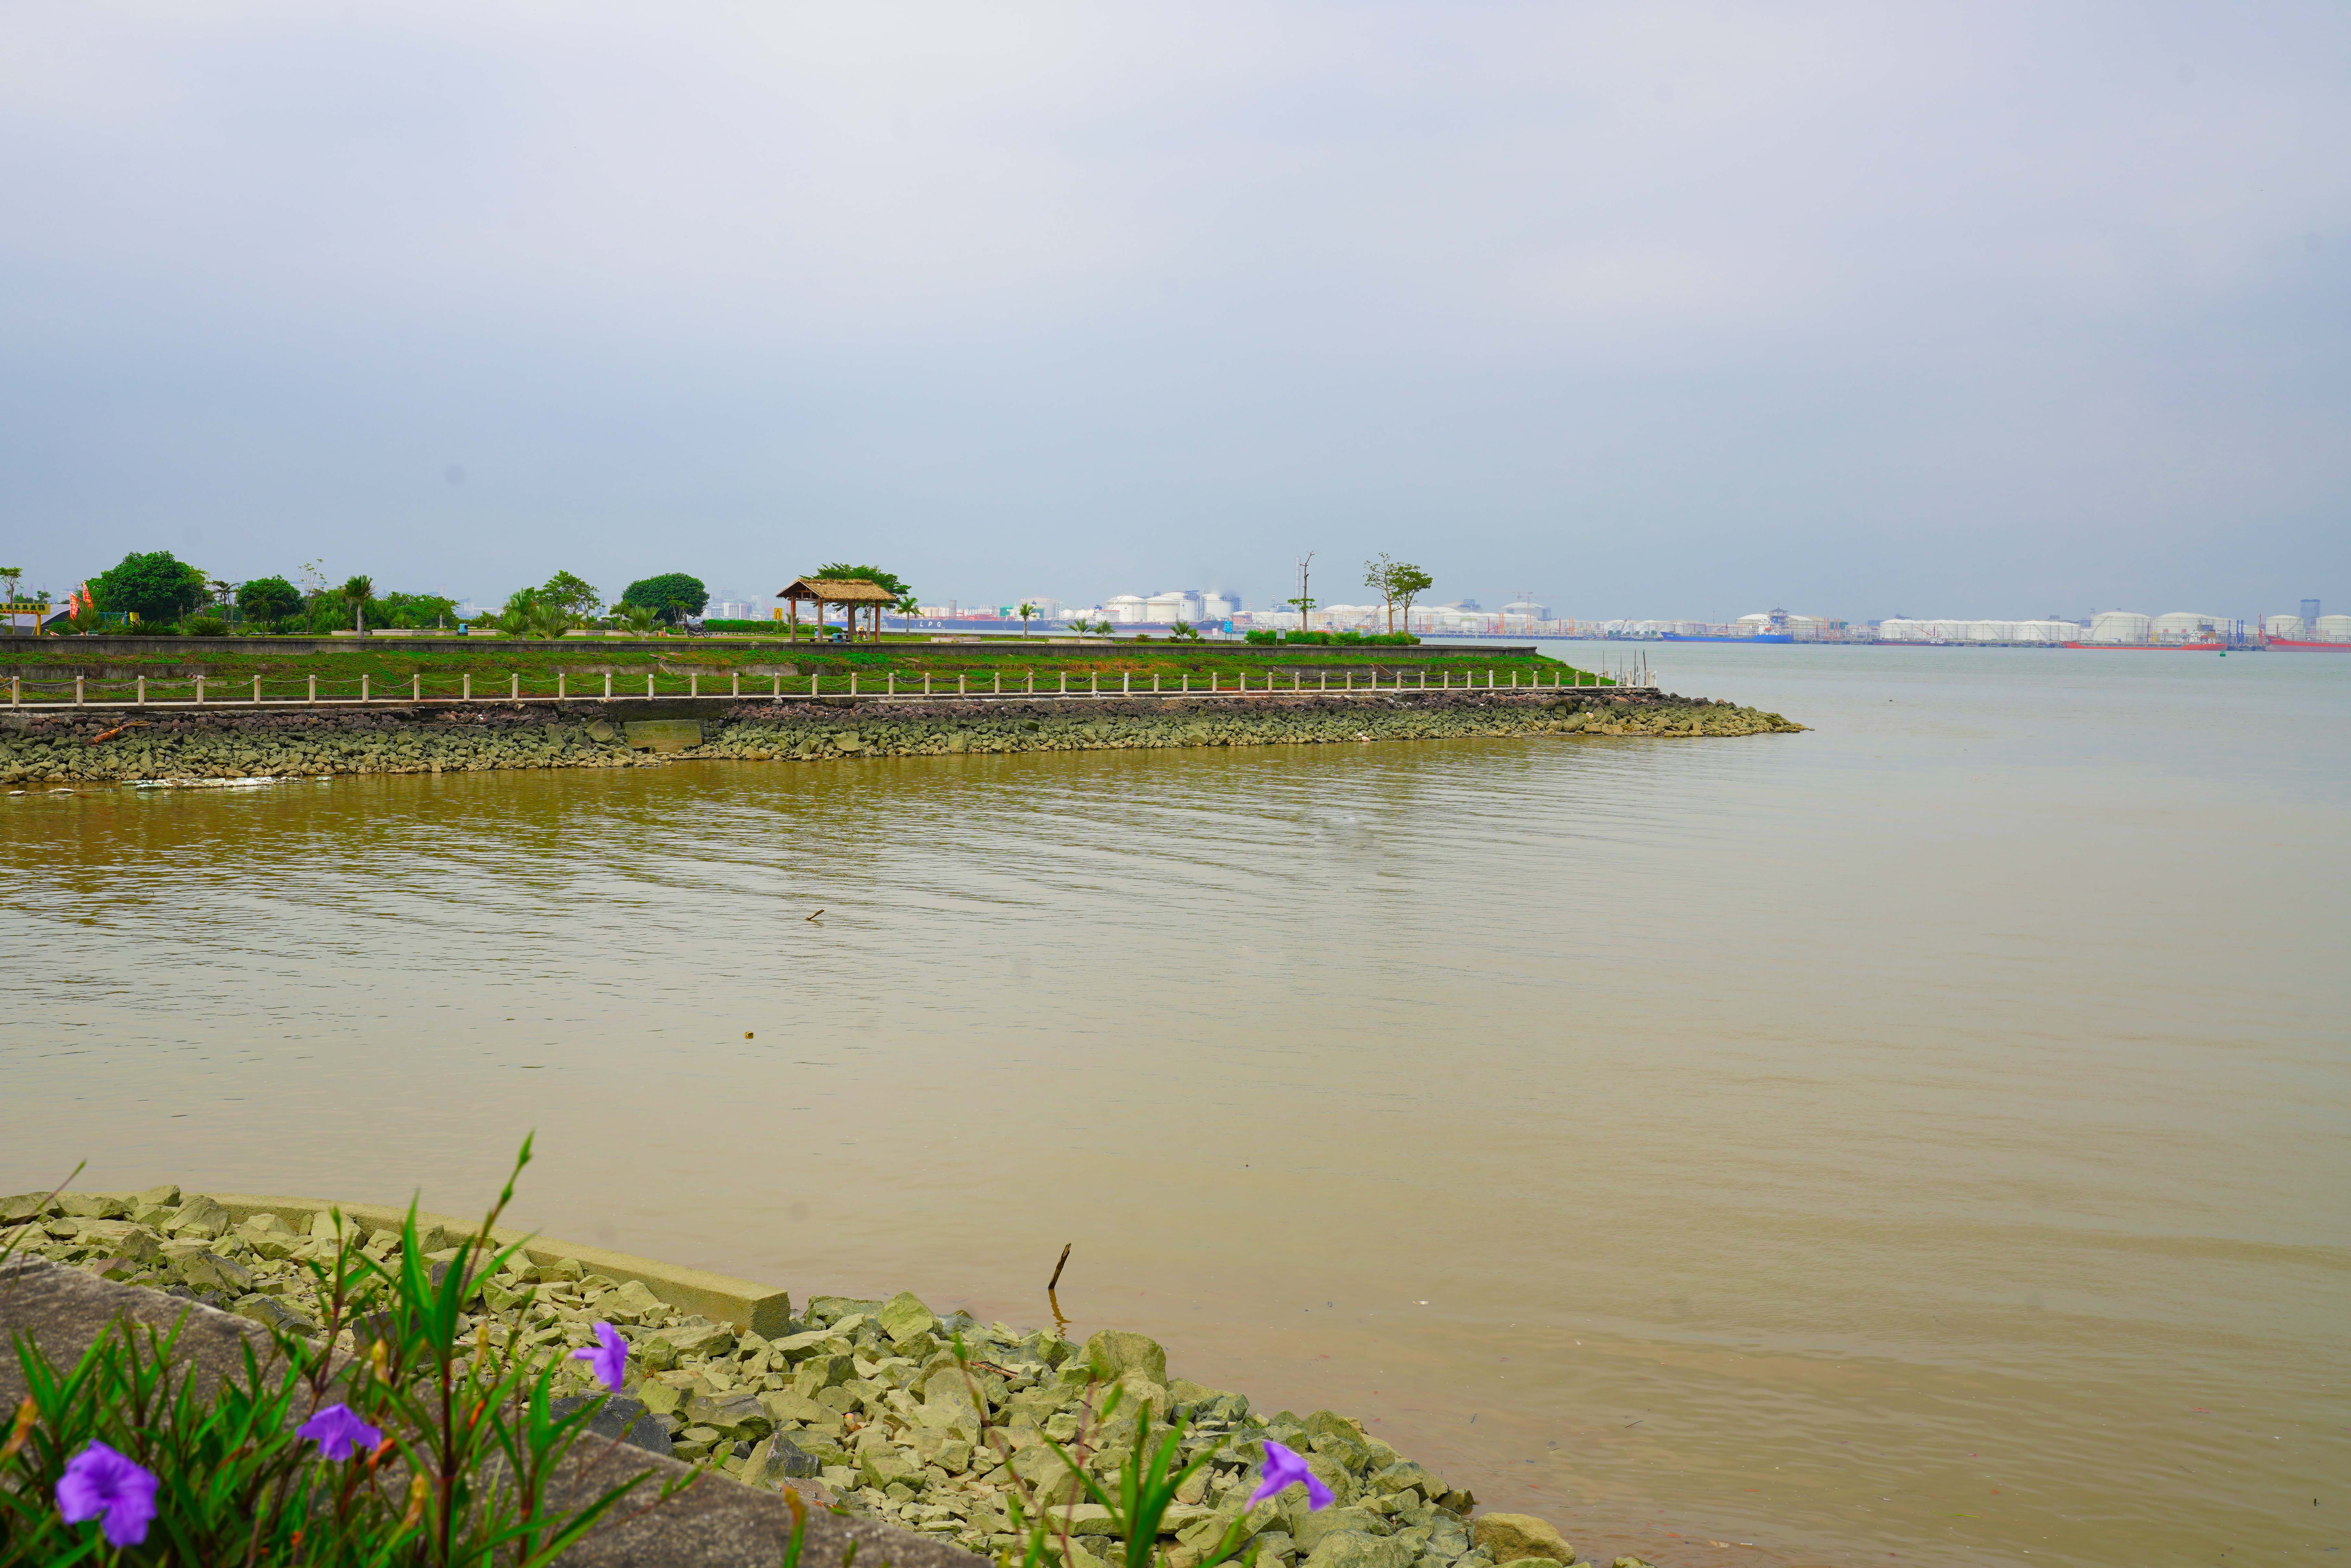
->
[231,1294,320,1339]
[686,1389,774,1442]
[1085,1329,1168,1385]
[168,1246,256,1295]
[877,1290,937,1346]
[1303,1533,1414,1568]
[551,1394,674,1457]
[164,1195,232,1240]
[57,1192,131,1220]
[1296,1507,1389,1555]
[1469,1516,1573,1565]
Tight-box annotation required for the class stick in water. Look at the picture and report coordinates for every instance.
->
[1047,1242,1072,1292]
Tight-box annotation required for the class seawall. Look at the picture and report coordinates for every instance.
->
[1,691,1802,785]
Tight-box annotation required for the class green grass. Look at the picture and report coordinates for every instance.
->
[0,639,1598,704]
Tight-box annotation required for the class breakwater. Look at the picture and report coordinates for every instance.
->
[1,693,1802,785]
[10,1187,1624,1568]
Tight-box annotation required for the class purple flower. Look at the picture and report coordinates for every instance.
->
[1246,1439,1333,1511]
[56,1441,159,1548]
[571,1321,628,1392]
[298,1402,384,1461]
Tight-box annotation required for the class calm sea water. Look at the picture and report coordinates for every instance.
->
[7,643,2347,1568]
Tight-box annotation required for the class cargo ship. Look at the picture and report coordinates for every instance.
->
[2062,640,2230,651]
[2262,637,2351,651]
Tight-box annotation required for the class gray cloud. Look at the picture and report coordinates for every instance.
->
[5,1,2347,620]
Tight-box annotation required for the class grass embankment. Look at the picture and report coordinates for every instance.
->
[0,639,1592,704]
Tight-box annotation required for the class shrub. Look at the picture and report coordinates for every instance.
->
[0,1140,690,1562]
[178,616,230,637]
[1244,629,1277,645]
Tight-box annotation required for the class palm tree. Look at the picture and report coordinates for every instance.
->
[893,593,921,634]
[1016,602,1037,637]
[342,575,375,637]
[616,602,659,635]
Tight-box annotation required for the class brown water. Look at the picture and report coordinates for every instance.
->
[7,644,2347,1568]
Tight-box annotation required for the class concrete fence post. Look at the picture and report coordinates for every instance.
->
[77,676,86,705]
[9,677,16,707]
[413,674,421,701]
[196,677,205,705]
[137,677,146,704]
[464,675,472,700]
[559,674,566,700]
[253,676,261,704]
[692,673,701,697]
[512,674,520,700]
[733,671,741,697]
[605,674,613,699]
[993,670,1001,694]
[363,675,371,702]
[888,672,895,695]
[308,675,316,704]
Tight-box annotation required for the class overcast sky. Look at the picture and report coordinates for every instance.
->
[6,2,2347,621]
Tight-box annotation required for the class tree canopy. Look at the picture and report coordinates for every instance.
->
[236,576,304,625]
[1365,555,1434,633]
[537,571,602,620]
[89,551,210,622]
[620,573,709,624]
[812,563,913,601]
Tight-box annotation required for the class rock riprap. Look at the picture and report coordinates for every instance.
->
[6,1193,1611,1568]
[0,694,1801,786]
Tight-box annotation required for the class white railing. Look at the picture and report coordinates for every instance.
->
[8,664,1643,709]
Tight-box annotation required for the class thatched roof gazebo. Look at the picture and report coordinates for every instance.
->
[777,576,898,642]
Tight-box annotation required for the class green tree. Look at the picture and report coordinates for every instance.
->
[341,575,376,635]
[1016,601,1037,636]
[236,575,304,627]
[375,591,459,629]
[1365,555,1433,634]
[613,601,659,635]
[538,570,602,621]
[811,563,912,600]
[620,573,708,625]
[89,550,209,623]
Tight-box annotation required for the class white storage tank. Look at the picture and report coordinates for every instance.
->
[2151,611,2221,640]
[2020,620,2082,643]
[2088,611,2152,643]
[1877,619,1926,641]
[2316,615,2351,642]
[2266,614,2307,639]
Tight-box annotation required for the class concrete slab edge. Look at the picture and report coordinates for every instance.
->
[70,1191,793,1338]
